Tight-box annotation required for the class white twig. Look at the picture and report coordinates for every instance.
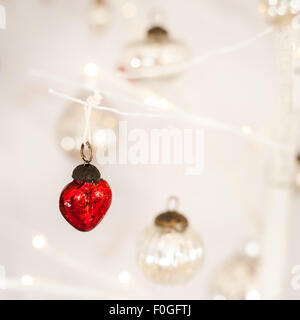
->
[119,27,274,80]
[48,89,172,118]
[49,88,290,152]
[30,68,153,111]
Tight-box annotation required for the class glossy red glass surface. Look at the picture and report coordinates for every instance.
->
[59,179,112,232]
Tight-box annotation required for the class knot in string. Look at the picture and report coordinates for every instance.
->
[86,90,102,107]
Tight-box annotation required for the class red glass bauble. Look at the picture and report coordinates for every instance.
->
[59,179,112,231]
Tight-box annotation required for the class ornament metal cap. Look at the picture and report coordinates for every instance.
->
[155,196,188,232]
[147,25,169,41]
[155,211,188,233]
[72,163,101,183]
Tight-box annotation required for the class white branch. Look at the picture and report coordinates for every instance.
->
[49,88,290,152]
[119,27,274,80]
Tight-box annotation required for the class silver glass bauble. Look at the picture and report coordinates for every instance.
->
[136,197,204,285]
[118,25,191,81]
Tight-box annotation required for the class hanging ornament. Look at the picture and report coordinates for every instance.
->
[259,0,300,27]
[59,93,112,232]
[211,239,261,300]
[56,91,118,162]
[136,196,204,285]
[89,0,111,29]
[118,24,191,81]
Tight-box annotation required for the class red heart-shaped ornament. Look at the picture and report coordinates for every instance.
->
[59,179,112,231]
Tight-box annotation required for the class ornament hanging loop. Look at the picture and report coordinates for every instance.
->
[81,90,102,164]
[167,196,179,212]
[80,141,93,163]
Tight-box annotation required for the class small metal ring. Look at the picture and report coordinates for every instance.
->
[166,196,179,211]
[80,141,93,163]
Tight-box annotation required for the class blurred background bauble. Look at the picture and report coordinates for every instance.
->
[89,0,111,30]
[136,197,204,285]
[118,24,191,83]
[211,239,261,300]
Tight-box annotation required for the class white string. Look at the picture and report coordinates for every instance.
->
[83,90,102,143]
[48,88,291,153]
[119,27,274,80]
